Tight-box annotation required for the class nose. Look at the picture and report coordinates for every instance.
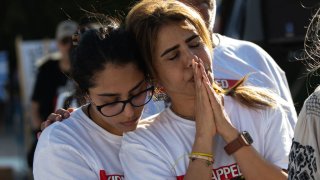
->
[123,103,135,119]
[183,49,197,68]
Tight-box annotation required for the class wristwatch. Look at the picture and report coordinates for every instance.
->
[224,131,253,155]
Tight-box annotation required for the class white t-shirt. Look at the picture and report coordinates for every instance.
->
[120,96,293,180]
[213,34,297,129]
[33,107,124,180]
[141,100,166,119]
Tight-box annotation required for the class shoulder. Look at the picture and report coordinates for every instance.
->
[37,58,59,73]
[36,52,61,67]
[36,108,86,149]
[215,35,281,70]
[34,108,90,170]
[215,35,280,68]
[225,95,292,132]
[123,113,162,144]
[122,109,177,147]
[304,87,320,113]
[216,34,265,53]
[296,86,320,123]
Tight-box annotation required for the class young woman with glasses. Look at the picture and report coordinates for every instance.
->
[33,18,154,179]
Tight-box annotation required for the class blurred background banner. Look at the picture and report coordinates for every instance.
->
[15,38,57,107]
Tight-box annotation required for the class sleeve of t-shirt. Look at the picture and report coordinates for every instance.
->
[263,105,294,169]
[33,145,96,180]
[120,134,176,180]
[254,45,297,129]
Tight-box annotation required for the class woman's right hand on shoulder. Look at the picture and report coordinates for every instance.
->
[37,108,74,139]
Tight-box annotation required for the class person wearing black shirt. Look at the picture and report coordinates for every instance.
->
[28,20,78,168]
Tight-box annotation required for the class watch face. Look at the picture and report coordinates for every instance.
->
[242,131,253,144]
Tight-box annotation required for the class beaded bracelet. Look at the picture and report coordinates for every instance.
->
[189,154,214,166]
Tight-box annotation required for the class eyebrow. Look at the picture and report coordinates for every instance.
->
[97,79,145,97]
[160,34,200,57]
[160,45,179,57]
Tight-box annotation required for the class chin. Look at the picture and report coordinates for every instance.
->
[122,125,138,133]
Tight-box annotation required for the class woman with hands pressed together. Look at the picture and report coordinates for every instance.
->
[119,1,292,179]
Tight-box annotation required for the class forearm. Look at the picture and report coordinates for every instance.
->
[184,135,213,180]
[222,127,287,180]
[233,146,287,180]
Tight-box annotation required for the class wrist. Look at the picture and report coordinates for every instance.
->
[195,131,214,141]
[224,131,253,155]
[219,125,239,143]
[193,135,213,153]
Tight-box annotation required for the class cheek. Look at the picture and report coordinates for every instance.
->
[198,47,212,71]
[153,62,173,85]
[134,106,144,117]
[100,115,118,125]
[156,67,182,88]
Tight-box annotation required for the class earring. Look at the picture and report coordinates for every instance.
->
[153,85,167,101]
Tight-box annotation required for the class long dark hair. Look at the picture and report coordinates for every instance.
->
[71,17,147,96]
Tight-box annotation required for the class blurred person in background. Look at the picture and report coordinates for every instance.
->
[288,7,320,179]
[54,16,100,110]
[27,20,78,168]
[179,0,297,129]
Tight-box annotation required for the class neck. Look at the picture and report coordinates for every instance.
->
[85,104,123,136]
[59,56,70,73]
[169,93,195,121]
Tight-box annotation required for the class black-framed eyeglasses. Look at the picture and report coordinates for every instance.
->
[95,85,154,117]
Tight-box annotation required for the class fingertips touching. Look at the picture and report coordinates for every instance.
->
[56,114,63,121]
[192,58,202,88]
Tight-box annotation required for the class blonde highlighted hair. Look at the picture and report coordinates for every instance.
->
[126,0,277,109]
